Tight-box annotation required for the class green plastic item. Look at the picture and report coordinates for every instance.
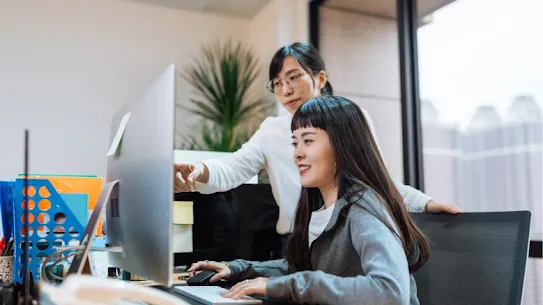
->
[18,174,97,177]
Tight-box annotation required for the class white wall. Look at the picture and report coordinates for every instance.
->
[0,0,250,180]
[249,0,309,117]
[248,0,281,119]
[320,7,405,180]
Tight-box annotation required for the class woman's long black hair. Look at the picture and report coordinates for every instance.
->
[286,96,430,273]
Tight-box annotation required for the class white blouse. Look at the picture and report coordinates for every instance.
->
[308,203,336,247]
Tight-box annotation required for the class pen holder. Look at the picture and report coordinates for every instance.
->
[13,178,86,283]
[0,256,14,282]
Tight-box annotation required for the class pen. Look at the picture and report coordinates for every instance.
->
[3,238,13,256]
[0,237,5,255]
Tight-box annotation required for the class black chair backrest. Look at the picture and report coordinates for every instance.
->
[231,184,281,261]
[412,211,531,305]
[231,184,278,233]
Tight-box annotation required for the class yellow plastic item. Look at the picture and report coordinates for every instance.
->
[172,201,193,225]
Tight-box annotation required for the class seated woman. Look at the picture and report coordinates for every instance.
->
[188,96,430,305]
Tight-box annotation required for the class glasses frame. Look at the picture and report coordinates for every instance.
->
[266,71,305,94]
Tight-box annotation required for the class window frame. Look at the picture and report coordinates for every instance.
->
[309,0,541,258]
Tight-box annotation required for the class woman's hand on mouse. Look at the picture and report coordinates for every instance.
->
[187,260,231,283]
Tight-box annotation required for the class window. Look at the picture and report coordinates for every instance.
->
[417,0,542,304]
[320,0,406,180]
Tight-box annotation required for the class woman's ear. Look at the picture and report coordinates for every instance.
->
[316,70,328,90]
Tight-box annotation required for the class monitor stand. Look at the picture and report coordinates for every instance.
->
[67,179,121,276]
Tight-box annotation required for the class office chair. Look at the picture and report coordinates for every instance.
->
[412,211,531,305]
[231,184,282,261]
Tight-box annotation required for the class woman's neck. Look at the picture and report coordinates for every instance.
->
[319,182,338,208]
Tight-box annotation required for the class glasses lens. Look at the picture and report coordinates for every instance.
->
[289,74,301,88]
[274,83,282,94]
[270,80,282,94]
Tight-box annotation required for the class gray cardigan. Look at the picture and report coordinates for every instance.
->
[227,187,420,305]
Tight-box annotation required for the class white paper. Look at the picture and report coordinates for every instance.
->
[172,224,193,253]
[107,112,131,156]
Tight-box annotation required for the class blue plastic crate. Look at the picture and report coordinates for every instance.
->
[0,181,15,240]
[13,178,85,283]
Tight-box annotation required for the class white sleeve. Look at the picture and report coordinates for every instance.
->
[361,108,431,212]
[197,118,270,194]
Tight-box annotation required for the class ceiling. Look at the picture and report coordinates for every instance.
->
[324,0,457,19]
[122,0,455,22]
[123,0,271,18]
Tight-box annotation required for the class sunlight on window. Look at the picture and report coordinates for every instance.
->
[418,1,542,304]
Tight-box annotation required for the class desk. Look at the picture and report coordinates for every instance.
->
[152,284,296,305]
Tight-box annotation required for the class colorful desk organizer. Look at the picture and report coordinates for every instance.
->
[0,181,15,240]
[18,174,104,236]
[12,175,103,283]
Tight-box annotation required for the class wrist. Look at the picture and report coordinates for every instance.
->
[424,199,434,212]
[219,261,230,268]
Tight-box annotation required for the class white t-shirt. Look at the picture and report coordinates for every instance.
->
[308,203,336,247]
[199,110,431,235]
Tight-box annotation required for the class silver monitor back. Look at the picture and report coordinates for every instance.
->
[105,65,176,287]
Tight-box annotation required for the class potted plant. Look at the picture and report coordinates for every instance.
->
[178,39,274,152]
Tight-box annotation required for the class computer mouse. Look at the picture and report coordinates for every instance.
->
[187,270,218,286]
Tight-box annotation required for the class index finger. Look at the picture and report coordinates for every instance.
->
[447,204,462,214]
[187,260,224,273]
[187,261,207,272]
[174,163,193,171]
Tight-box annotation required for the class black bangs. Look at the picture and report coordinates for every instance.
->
[269,46,290,80]
[269,42,323,80]
[291,96,330,132]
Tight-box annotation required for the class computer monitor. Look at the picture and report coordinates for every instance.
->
[104,65,176,287]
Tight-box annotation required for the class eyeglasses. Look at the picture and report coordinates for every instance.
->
[266,72,304,94]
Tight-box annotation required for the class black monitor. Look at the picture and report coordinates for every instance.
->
[173,184,281,268]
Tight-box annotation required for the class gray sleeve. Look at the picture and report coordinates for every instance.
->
[266,205,411,305]
[227,259,289,283]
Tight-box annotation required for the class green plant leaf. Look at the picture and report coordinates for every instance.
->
[180,39,274,152]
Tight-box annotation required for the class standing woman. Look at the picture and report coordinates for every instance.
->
[174,42,459,251]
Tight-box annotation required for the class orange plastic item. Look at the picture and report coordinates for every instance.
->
[20,175,104,236]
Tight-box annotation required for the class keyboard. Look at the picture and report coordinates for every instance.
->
[173,286,263,305]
